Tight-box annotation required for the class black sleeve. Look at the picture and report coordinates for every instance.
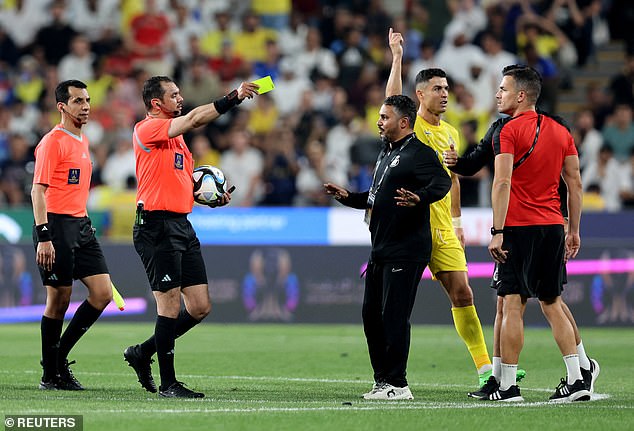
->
[338,191,370,209]
[414,147,452,205]
[559,176,568,218]
[449,119,504,176]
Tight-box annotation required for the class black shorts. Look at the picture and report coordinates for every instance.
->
[133,211,207,292]
[495,225,565,301]
[33,213,109,287]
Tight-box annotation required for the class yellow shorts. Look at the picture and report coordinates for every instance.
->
[428,228,468,279]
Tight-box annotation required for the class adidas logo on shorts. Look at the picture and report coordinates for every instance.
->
[161,274,172,282]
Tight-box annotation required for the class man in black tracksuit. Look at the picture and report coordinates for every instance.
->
[325,95,451,400]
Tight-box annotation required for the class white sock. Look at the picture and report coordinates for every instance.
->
[577,341,591,370]
[500,363,517,391]
[564,354,583,384]
[478,363,493,375]
[492,357,502,382]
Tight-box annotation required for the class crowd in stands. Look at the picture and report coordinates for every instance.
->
[1,0,634,214]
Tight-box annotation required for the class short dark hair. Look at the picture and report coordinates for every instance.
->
[383,94,417,129]
[142,76,174,111]
[415,68,447,87]
[502,65,542,104]
[55,80,87,103]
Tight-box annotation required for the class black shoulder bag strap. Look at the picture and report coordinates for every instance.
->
[513,114,542,170]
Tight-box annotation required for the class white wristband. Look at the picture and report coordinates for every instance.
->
[452,216,462,228]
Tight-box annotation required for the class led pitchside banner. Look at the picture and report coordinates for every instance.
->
[1,243,632,327]
[189,206,493,246]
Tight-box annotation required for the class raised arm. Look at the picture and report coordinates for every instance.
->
[168,82,259,138]
[385,27,404,98]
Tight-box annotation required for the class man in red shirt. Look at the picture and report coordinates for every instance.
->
[32,80,114,391]
[487,65,588,402]
[123,76,258,398]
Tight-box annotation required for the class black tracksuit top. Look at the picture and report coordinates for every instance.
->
[340,133,451,263]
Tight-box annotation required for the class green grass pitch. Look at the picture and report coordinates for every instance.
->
[1,323,632,431]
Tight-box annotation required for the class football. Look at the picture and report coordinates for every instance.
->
[192,165,226,205]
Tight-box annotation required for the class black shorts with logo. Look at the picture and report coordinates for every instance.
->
[33,213,109,287]
[495,225,565,301]
[133,211,207,292]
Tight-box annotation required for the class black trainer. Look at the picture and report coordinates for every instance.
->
[549,378,591,402]
[124,345,157,393]
[580,358,600,393]
[159,381,204,399]
[468,375,499,399]
[487,385,524,402]
[39,378,59,390]
[57,360,84,391]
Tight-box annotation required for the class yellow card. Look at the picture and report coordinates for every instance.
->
[252,76,275,94]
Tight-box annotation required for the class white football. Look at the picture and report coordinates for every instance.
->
[192,165,226,205]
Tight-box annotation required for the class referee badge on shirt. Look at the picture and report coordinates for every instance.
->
[174,153,183,170]
[67,168,80,184]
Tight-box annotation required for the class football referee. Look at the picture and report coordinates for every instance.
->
[124,76,258,398]
[32,80,114,391]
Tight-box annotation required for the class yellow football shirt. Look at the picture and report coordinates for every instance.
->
[413,116,460,231]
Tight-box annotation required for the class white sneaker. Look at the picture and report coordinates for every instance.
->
[364,383,413,400]
[361,382,381,398]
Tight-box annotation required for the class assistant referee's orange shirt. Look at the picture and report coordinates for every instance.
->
[133,116,194,213]
[33,125,92,217]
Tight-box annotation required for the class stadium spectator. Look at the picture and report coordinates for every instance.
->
[584,80,612,130]
[0,133,32,206]
[57,35,95,83]
[293,27,339,81]
[270,57,311,117]
[190,133,220,169]
[259,127,298,205]
[32,0,77,66]
[608,53,634,107]
[387,29,495,394]
[602,103,634,161]
[125,0,173,75]
[295,139,345,206]
[0,0,49,50]
[123,76,258,398]
[620,148,634,208]
[247,93,279,137]
[480,31,518,85]
[101,136,136,191]
[198,10,237,58]
[179,56,223,112]
[582,144,629,212]
[167,1,204,68]
[277,10,308,57]
[251,0,291,30]
[32,80,114,391]
[208,39,246,84]
[220,129,263,207]
[233,10,278,63]
[336,26,372,90]
[67,0,120,47]
[571,108,603,173]
[324,94,451,400]
[253,39,283,82]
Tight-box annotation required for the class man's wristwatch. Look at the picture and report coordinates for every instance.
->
[490,227,504,235]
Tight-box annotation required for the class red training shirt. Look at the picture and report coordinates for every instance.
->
[493,111,578,226]
[33,125,92,217]
[133,116,194,213]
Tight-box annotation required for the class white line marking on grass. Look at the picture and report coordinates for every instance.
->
[14,399,629,415]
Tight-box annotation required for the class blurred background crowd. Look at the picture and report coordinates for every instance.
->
[1,0,634,215]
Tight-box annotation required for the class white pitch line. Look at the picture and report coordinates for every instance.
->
[1,370,614,396]
[13,398,629,415]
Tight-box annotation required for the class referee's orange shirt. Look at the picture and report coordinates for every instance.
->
[133,116,194,213]
[33,125,92,217]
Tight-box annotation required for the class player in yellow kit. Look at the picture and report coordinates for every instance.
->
[385,29,513,390]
